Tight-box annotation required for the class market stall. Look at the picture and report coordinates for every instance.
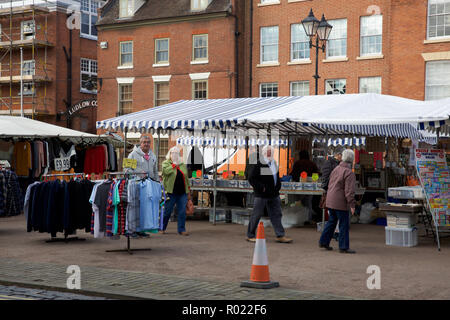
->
[0,116,123,217]
[97,94,449,234]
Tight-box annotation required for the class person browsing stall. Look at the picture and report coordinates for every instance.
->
[161,147,190,236]
[319,149,356,254]
[127,135,158,181]
[247,145,292,243]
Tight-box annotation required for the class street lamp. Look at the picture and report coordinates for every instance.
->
[302,9,333,95]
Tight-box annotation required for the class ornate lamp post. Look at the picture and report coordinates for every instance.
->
[302,9,333,95]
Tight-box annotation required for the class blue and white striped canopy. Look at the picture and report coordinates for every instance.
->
[313,137,366,147]
[97,94,450,139]
[176,136,289,148]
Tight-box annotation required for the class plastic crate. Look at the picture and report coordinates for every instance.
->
[209,209,227,223]
[385,227,418,247]
[239,180,250,188]
[231,208,252,224]
[281,182,292,190]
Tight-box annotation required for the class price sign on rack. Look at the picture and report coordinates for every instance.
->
[54,157,71,171]
[122,158,137,170]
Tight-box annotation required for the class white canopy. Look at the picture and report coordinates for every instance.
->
[0,116,119,145]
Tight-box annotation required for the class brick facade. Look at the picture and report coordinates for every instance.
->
[0,2,98,133]
[96,0,243,123]
[96,0,450,128]
[251,0,450,99]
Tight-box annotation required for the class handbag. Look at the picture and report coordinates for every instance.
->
[186,199,195,216]
[319,193,327,209]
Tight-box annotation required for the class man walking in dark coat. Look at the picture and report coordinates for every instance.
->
[247,145,292,243]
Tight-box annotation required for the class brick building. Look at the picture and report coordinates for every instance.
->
[0,0,100,133]
[96,0,246,119]
[251,0,450,100]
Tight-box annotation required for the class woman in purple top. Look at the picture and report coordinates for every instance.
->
[319,149,356,254]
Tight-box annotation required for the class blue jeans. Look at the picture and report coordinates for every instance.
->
[163,193,187,233]
[319,209,350,250]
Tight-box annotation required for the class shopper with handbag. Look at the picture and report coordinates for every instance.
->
[319,149,356,253]
[320,146,344,239]
[161,147,190,236]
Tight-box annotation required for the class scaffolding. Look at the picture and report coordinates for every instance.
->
[0,0,53,118]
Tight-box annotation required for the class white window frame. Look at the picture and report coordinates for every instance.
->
[154,82,170,107]
[119,0,134,18]
[260,82,278,97]
[425,60,450,100]
[325,79,346,95]
[260,26,279,64]
[290,24,310,61]
[80,58,97,93]
[191,0,212,11]
[22,60,35,76]
[192,34,208,61]
[21,20,35,40]
[326,19,347,59]
[192,80,208,100]
[359,77,381,94]
[427,0,450,39]
[360,15,383,56]
[118,83,133,115]
[155,137,169,172]
[290,81,309,96]
[20,83,34,96]
[80,0,99,39]
[119,41,133,67]
[155,38,169,64]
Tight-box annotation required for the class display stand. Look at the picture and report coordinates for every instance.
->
[103,171,161,255]
[41,173,88,243]
[46,235,86,243]
[415,149,450,251]
[105,235,152,255]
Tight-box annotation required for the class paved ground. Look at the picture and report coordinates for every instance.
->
[0,258,351,300]
[1,215,450,299]
[0,284,110,300]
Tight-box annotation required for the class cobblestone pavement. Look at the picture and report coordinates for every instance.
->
[0,259,356,300]
[0,284,110,300]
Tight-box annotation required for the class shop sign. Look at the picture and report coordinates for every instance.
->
[122,158,137,170]
[67,99,97,117]
[54,157,71,171]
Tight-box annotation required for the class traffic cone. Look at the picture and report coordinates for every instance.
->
[240,222,279,289]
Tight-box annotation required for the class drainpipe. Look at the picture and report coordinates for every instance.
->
[63,28,72,128]
[249,0,253,97]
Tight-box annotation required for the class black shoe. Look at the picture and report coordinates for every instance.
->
[339,249,356,254]
[137,232,149,238]
[319,243,333,251]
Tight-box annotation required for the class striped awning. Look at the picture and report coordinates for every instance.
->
[176,136,289,148]
[313,137,366,147]
[97,94,450,139]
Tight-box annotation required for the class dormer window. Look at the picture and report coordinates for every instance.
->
[119,0,134,18]
[191,0,213,11]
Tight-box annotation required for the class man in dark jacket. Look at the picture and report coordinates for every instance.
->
[247,145,292,243]
[321,146,344,192]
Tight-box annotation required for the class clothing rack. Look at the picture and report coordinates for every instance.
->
[40,172,88,243]
[103,172,157,255]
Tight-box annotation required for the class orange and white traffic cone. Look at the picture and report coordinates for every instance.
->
[240,222,279,289]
